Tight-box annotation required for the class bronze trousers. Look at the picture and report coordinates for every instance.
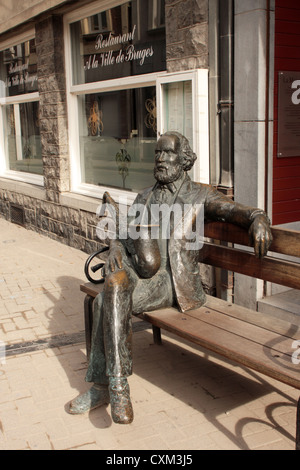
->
[85,258,174,384]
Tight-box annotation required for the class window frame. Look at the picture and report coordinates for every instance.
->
[64,0,209,203]
[0,29,43,186]
[157,69,210,185]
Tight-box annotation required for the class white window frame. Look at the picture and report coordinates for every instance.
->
[157,69,209,184]
[0,29,43,186]
[64,0,209,203]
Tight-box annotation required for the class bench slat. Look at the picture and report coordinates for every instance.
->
[80,284,300,341]
[80,282,103,298]
[200,242,300,290]
[141,308,300,390]
[205,296,300,340]
[186,305,297,357]
[270,227,300,257]
[204,222,300,257]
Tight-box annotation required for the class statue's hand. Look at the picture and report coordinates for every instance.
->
[248,214,273,258]
[104,240,125,275]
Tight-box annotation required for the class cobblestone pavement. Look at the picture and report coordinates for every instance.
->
[0,218,298,450]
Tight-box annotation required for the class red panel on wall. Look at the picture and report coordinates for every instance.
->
[273,0,300,225]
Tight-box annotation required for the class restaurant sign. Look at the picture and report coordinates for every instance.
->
[0,38,38,97]
[84,25,154,70]
[70,1,165,85]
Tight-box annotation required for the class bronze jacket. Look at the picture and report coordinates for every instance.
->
[130,173,266,313]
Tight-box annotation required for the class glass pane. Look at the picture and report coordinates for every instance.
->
[3,104,17,166]
[2,101,42,175]
[162,81,193,148]
[0,38,38,97]
[78,86,157,192]
[70,0,166,85]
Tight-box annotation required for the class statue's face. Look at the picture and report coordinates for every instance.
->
[154,135,184,184]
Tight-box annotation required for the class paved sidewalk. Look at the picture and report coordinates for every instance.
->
[0,218,298,450]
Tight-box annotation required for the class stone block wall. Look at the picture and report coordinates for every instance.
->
[35,14,70,203]
[165,0,208,72]
[0,183,102,254]
[33,202,100,254]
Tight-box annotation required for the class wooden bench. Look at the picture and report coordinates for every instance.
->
[80,222,300,449]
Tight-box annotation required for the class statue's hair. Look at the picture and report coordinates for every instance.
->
[162,131,197,171]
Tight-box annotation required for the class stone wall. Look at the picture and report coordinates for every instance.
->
[165,0,208,72]
[0,0,67,35]
[35,14,70,204]
[0,182,101,254]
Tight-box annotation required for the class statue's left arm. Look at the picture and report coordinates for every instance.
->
[204,186,273,258]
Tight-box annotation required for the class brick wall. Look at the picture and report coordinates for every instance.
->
[272,0,300,225]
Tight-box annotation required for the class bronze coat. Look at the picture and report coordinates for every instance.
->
[130,174,265,313]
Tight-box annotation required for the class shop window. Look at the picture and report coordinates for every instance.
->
[65,1,209,201]
[157,71,210,186]
[0,38,38,96]
[148,0,165,30]
[3,101,42,175]
[78,86,157,192]
[161,81,193,148]
[69,0,166,86]
[0,35,43,184]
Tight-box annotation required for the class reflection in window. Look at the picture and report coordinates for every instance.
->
[78,86,157,191]
[162,81,193,148]
[3,101,42,175]
[148,0,165,30]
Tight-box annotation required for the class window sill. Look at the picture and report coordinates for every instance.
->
[60,187,136,214]
[0,176,45,199]
[60,191,103,213]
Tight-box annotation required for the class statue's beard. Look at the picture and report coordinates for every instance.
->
[154,165,183,184]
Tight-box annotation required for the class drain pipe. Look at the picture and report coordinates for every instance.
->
[264,0,270,214]
[215,0,234,302]
[218,0,234,189]
[264,0,271,298]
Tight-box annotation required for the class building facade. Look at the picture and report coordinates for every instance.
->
[0,0,299,309]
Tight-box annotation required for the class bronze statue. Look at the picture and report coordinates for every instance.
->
[68,131,272,424]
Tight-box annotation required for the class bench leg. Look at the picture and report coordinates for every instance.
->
[297,396,300,450]
[84,295,94,360]
[152,325,162,345]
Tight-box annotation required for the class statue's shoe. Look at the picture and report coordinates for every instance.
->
[109,377,134,424]
[68,384,110,414]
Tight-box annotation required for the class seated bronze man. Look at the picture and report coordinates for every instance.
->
[68,131,272,424]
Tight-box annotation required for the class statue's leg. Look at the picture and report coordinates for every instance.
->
[132,267,175,314]
[85,292,109,385]
[68,265,137,421]
[68,292,110,414]
[68,267,174,422]
[102,268,136,424]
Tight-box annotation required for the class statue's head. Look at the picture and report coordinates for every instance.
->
[154,132,197,184]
